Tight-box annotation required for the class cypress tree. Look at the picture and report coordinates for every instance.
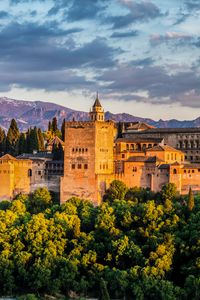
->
[18,133,26,155]
[38,128,45,151]
[6,119,20,155]
[48,121,52,132]
[0,127,6,155]
[52,142,64,160]
[52,117,58,133]
[61,118,65,141]
[27,127,39,153]
[188,187,194,211]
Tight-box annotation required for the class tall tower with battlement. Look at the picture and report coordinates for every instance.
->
[60,96,116,205]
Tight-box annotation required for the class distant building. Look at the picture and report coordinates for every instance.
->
[0,154,32,200]
[121,123,200,163]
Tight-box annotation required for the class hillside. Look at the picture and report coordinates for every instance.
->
[0,97,200,131]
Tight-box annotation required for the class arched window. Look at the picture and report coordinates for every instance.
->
[28,169,32,177]
[173,169,177,174]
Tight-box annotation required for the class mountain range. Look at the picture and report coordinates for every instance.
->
[0,96,200,131]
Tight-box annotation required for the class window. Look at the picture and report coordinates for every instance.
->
[192,170,195,173]
[72,164,75,169]
[78,164,82,169]
[28,169,32,177]
[173,169,177,174]
[38,171,41,175]
[84,164,88,169]
[122,154,125,158]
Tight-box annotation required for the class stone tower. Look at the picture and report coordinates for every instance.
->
[89,93,105,122]
[60,96,116,205]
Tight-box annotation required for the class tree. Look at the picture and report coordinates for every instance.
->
[161,183,177,202]
[28,187,52,213]
[27,127,39,153]
[6,119,20,155]
[99,278,110,300]
[61,118,65,141]
[48,121,52,132]
[18,133,27,154]
[37,128,45,151]
[104,180,128,201]
[0,127,6,154]
[52,142,64,160]
[188,187,194,211]
[52,117,58,133]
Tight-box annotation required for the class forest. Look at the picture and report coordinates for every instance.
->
[0,181,199,300]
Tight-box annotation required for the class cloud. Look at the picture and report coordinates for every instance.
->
[0,11,10,18]
[48,0,109,20]
[131,57,154,66]
[97,63,200,108]
[0,21,119,91]
[110,30,139,38]
[106,1,162,29]
[185,0,200,11]
[150,32,193,45]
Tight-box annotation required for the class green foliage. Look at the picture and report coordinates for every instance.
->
[161,183,177,202]
[28,187,52,213]
[104,180,128,201]
[188,187,194,212]
[0,185,199,299]
[17,294,40,300]
[99,277,110,300]
[0,126,6,154]
[52,142,64,160]
[6,118,20,155]
[61,118,65,141]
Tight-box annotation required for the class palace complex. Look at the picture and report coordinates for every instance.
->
[1,97,200,204]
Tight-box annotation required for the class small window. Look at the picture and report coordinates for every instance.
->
[85,148,88,152]
[72,164,75,169]
[192,170,195,173]
[84,164,88,169]
[122,154,125,158]
[28,169,32,177]
[38,171,41,175]
[78,164,82,169]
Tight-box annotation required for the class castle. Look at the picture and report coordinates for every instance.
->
[60,96,200,204]
[1,96,200,203]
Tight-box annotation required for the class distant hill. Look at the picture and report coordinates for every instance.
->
[0,96,200,131]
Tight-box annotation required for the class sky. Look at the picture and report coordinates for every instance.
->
[0,0,200,120]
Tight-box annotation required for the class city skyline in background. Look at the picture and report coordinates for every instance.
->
[0,0,200,120]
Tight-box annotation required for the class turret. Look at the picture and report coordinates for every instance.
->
[89,93,105,122]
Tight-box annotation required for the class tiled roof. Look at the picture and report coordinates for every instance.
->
[127,122,155,131]
[146,144,182,153]
[0,154,17,160]
[115,137,163,143]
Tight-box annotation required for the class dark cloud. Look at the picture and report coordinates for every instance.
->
[131,57,154,66]
[110,30,139,38]
[185,0,200,11]
[0,11,10,18]
[48,0,109,20]
[193,37,200,47]
[106,1,162,29]
[97,64,200,107]
[0,21,119,91]
[173,12,190,25]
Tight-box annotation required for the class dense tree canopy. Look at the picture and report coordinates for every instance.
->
[0,183,199,300]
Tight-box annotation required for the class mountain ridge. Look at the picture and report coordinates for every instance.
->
[0,96,200,131]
